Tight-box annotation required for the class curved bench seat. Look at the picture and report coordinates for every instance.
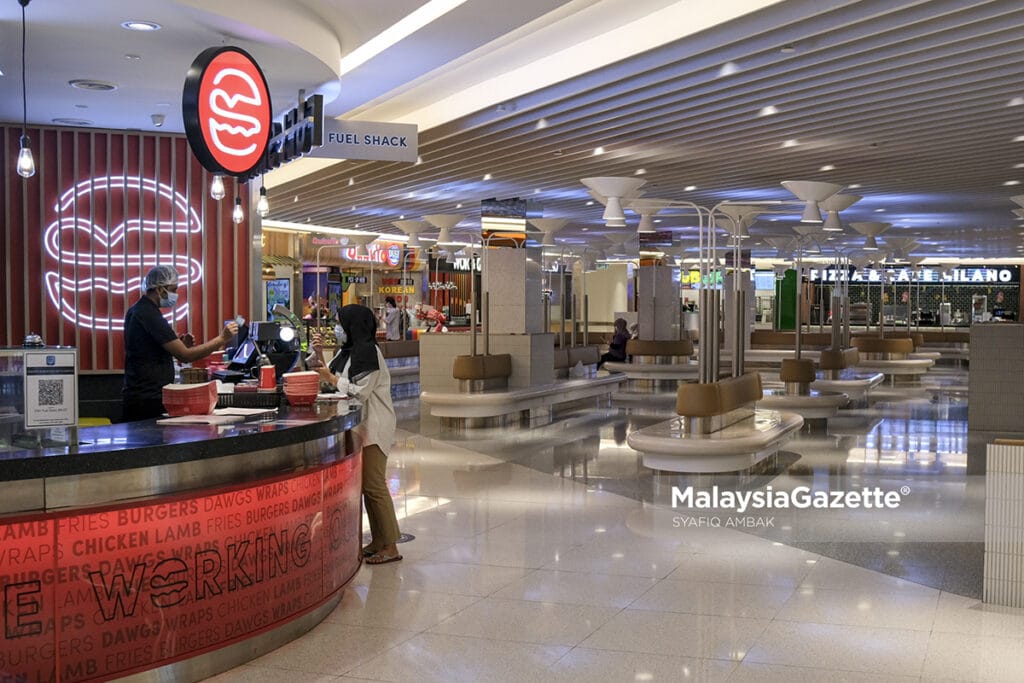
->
[626,339,695,362]
[811,371,885,399]
[628,409,803,473]
[421,374,626,419]
[759,386,849,419]
[602,360,700,380]
[855,358,934,376]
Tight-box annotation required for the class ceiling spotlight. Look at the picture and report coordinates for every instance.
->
[819,164,835,172]
[1009,97,1024,107]
[780,44,796,53]
[593,147,605,156]
[1004,180,1021,186]
[121,20,161,31]
[781,139,799,148]
[758,105,779,116]
[684,185,697,192]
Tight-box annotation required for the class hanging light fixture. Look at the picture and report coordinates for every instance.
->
[256,176,270,217]
[232,196,244,224]
[580,177,646,227]
[528,218,569,246]
[819,194,862,232]
[210,174,226,201]
[781,180,844,224]
[15,0,35,178]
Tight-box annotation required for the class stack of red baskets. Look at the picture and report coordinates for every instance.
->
[162,381,218,416]
[282,371,320,406]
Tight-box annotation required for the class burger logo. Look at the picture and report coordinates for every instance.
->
[183,46,271,177]
[149,558,190,608]
[386,244,402,267]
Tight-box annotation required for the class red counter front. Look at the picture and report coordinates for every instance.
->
[0,456,362,682]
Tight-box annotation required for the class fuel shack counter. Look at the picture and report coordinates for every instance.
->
[0,404,363,682]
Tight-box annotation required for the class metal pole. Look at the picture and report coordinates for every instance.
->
[795,244,803,360]
[559,250,566,348]
[571,295,578,347]
[483,291,490,355]
[469,245,477,356]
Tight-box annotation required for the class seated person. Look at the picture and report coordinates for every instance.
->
[597,318,629,370]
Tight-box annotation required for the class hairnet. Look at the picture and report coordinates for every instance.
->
[143,265,180,292]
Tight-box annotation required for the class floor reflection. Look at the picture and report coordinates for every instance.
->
[398,364,986,597]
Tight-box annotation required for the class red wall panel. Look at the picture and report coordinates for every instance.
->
[1,125,251,371]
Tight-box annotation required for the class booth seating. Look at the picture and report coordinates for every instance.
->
[421,374,626,428]
[626,373,803,473]
[859,331,942,362]
[452,353,512,392]
[852,336,934,377]
[811,347,884,401]
[603,339,699,389]
[750,330,835,349]
[553,345,601,378]
[758,358,849,419]
[379,340,420,398]
[915,330,971,364]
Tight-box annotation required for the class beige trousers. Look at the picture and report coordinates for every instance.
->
[362,443,401,550]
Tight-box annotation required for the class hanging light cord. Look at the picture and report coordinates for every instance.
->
[20,0,29,137]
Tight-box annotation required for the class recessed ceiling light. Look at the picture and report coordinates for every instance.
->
[758,105,778,116]
[534,188,540,194]
[586,201,595,206]
[653,219,662,223]
[293,196,298,203]
[819,164,835,171]
[875,208,886,212]
[1004,180,1021,186]
[455,203,462,209]
[348,178,355,186]
[482,173,492,180]
[74,104,88,109]
[780,44,796,53]
[635,168,646,175]
[781,139,799,148]
[1015,136,1024,142]
[121,20,161,32]
[399,215,405,220]
[69,79,118,91]
[155,102,171,107]
[52,118,93,126]
[535,118,548,130]
[1009,97,1024,107]
[415,156,422,165]
[124,54,142,61]
[848,183,862,189]
[593,147,605,156]
[581,227,589,231]
[684,185,697,191]
[1014,164,1024,169]
[718,61,741,77]
[354,223,360,228]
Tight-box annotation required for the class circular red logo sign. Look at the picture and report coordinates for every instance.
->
[183,47,271,177]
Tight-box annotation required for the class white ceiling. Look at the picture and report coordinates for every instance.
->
[3,0,1024,261]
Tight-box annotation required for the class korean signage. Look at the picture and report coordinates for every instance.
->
[807,265,1020,284]
[22,348,78,429]
[0,457,361,682]
[307,119,418,163]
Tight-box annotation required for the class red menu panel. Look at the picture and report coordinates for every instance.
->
[0,458,361,682]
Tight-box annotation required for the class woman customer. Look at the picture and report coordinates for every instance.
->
[314,304,402,565]
[597,317,630,370]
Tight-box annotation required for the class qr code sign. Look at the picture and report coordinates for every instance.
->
[39,379,64,406]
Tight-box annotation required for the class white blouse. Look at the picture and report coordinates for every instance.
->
[332,346,396,456]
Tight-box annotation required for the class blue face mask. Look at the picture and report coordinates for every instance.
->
[334,324,346,346]
[159,289,178,309]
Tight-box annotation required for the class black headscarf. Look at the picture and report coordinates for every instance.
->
[328,304,380,381]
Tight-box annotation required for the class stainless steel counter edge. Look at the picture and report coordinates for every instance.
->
[0,405,362,514]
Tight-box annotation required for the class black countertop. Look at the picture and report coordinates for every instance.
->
[0,402,362,482]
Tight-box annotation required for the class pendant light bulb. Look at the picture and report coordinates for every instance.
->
[257,186,270,217]
[17,136,35,178]
[232,196,244,225]
[210,175,226,201]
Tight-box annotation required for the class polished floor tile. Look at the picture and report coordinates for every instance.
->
[328,586,481,632]
[774,585,939,631]
[742,621,929,675]
[492,569,658,608]
[725,662,921,682]
[921,631,1024,682]
[665,552,816,588]
[348,560,533,597]
[547,648,736,681]
[580,608,770,660]
[346,632,569,682]
[630,579,795,619]
[427,596,620,646]
[245,622,416,676]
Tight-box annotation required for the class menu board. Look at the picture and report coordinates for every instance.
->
[0,456,361,681]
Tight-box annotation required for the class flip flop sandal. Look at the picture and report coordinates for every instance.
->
[361,546,379,558]
[365,552,403,565]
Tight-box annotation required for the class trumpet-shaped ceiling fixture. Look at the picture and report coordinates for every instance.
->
[393,219,430,248]
[346,231,378,258]
[715,218,750,240]
[528,217,569,246]
[781,180,844,223]
[1010,195,1024,208]
[1012,208,1024,220]
[423,213,466,247]
[819,193,862,231]
[581,177,647,227]
[764,236,797,258]
[716,205,761,240]
[773,263,791,280]
[792,224,824,253]
[625,198,674,233]
[849,221,890,251]
[881,236,919,260]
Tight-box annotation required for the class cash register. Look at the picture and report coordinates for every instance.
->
[214,320,301,383]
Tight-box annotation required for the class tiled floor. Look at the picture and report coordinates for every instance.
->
[208,363,1024,681]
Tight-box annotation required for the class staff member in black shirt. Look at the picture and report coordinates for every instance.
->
[122,265,238,421]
